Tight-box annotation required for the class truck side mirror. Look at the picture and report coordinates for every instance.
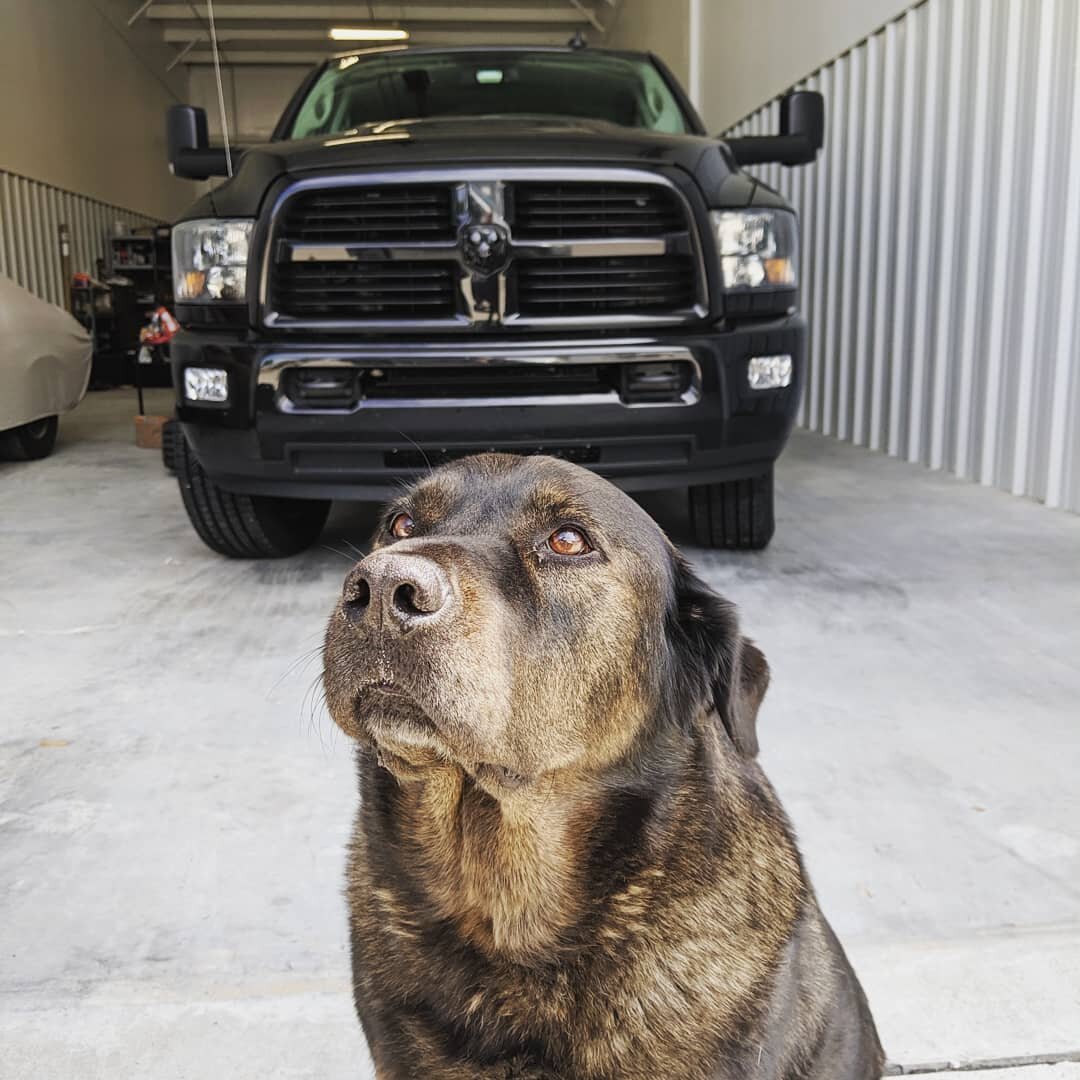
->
[167,105,235,180]
[722,90,825,168]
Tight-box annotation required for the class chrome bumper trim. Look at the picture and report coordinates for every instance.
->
[257,344,702,414]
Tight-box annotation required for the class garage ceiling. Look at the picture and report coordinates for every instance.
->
[135,1,620,67]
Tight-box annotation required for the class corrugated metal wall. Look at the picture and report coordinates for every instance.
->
[729,0,1080,513]
[0,169,158,310]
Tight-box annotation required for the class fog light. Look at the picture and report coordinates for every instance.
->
[284,367,359,409]
[747,355,793,390]
[184,367,229,403]
[621,361,689,404]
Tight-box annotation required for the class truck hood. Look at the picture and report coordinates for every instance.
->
[277,115,717,167]
[196,115,783,218]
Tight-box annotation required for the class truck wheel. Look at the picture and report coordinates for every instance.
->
[688,471,775,550]
[161,419,179,474]
[174,428,331,558]
[0,415,59,461]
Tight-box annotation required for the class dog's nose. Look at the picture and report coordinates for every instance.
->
[342,552,451,632]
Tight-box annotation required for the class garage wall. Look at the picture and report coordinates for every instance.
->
[604,0,691,90]
[187,65,313,144]
[0,0,191,221]
[0,0,194,305]
[0,170,157,308]
[695,0,911,131]
[729,0,1080,513]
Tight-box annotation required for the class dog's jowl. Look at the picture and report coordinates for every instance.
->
[323,453,883,1080]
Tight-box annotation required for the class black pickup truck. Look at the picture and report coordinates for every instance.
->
[165,44,823,557]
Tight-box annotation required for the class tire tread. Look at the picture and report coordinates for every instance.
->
[689,471,775,550]
[174,429,330,558]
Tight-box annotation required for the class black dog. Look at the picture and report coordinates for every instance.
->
[323,453,883,1079]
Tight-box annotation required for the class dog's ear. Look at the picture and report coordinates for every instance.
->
[726,637,769,757]
[668,555,769,757]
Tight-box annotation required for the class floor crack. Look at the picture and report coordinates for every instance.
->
[887,1049,1080,1074]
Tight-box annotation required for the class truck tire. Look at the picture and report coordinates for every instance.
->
[0,415,59,461]
[688,471,775,550]
[161,419,179,474]
[174,429,331,558]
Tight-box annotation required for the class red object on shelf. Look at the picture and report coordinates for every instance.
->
[139,306,179,346]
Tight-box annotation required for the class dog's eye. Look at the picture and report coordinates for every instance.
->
[389,512,415,540]
[548,526,591,556]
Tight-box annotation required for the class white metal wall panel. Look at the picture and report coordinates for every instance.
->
[728,0,1080,513]
[0,169,157,309]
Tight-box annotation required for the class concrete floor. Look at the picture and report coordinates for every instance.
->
[2,389,1079,1079]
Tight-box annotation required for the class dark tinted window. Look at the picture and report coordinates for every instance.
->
[289,50,691,138]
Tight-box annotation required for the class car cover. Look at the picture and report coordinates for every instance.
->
[0,275,93,431]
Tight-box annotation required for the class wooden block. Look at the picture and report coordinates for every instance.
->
[134,414,168,450]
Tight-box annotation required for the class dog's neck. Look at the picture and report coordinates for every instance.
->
[390,761,593,961]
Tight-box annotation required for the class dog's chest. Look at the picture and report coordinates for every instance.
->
[354,876,784,1080]
[351,762,805,1078]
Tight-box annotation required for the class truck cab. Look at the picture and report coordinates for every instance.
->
[166,45,823,557]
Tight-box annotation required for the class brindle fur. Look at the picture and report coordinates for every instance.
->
[323,454,883,1079]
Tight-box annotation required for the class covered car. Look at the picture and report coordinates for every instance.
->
[0,275,92,459]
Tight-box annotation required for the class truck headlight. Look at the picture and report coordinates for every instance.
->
[710,210,798,291]
[173,219,254,302]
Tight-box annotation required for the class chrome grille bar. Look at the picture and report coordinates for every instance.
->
[283,237,673,262]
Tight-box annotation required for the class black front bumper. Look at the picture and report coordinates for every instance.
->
[173,318,804,501]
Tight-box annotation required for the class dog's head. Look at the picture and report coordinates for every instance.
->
[323,454,768,793]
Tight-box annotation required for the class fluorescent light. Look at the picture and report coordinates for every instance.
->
[328,27,409,42]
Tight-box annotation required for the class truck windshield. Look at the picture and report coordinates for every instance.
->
[287,50,692,138]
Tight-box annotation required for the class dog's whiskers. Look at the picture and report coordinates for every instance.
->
[390,427,433,475]
[322,542,357,563]
[267,645,324,698]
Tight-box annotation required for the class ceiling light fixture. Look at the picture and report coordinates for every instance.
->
[328,27,409,42]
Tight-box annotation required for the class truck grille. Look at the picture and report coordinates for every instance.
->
[362,364,612,400]
[517,256,697,317]
[513,182,685,238]
[272,260,457,319]
[280,186,454,242]
[265,172,705,328]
